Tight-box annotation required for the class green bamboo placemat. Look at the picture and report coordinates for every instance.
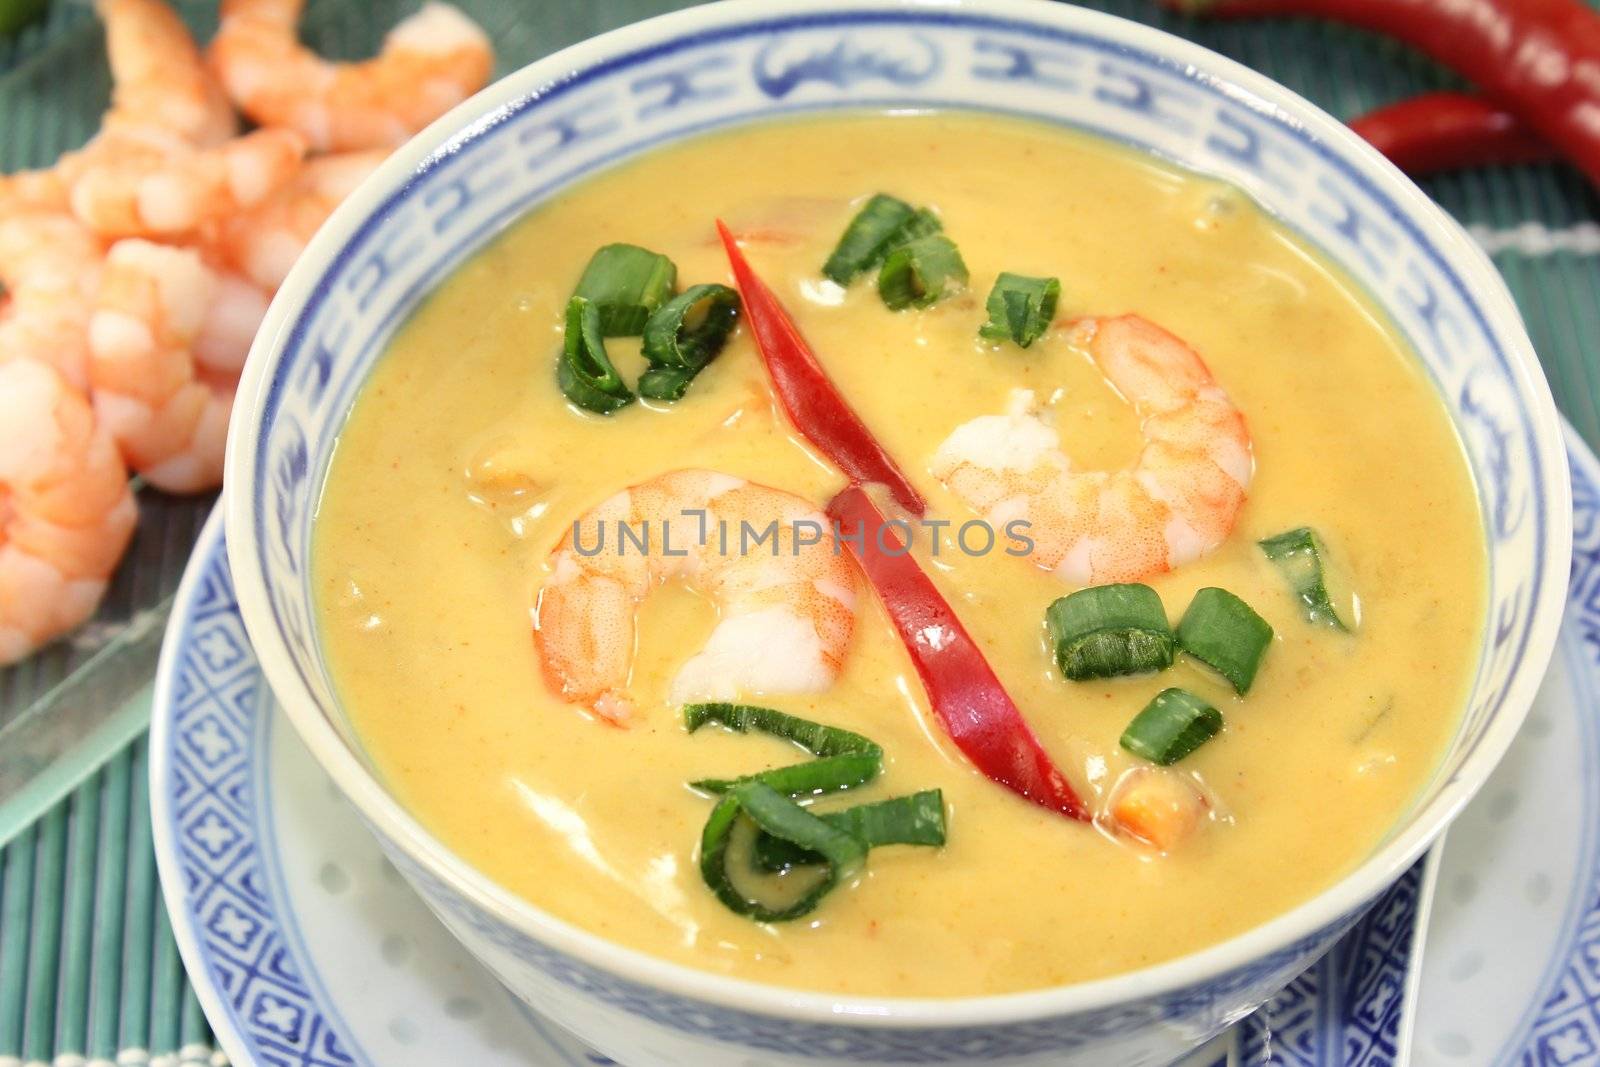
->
[3,0,1599,1063]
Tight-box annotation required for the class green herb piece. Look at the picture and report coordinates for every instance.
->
[556,295,634,415]
[572,243,677,336]
[979,272,1060,348]
[1175,587,1274,694]
[1046,583,1175,681]
[1120,688,1223,765]
[1259,527,1351,631]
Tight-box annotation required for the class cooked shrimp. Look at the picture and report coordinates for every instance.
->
[87,239,244,493]
[209,149,384,291]
[1104,766,1213,852]
[0,177,104,390]
[208,0,493,151]
[0,357,138,664]
[62,124,306,239]
[931,314,1253,585]
[533,469,861,725]
[98,0,235,145]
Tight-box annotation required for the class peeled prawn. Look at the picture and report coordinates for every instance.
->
[61,125,306,240]
[98,0,236,145]
[209,149,384,291]
[0,175,104,390]
[533,469,861,725]
[0,358,138,664]
[932,314,1252,585]
[87,239,265,494]
[208,0,493,152]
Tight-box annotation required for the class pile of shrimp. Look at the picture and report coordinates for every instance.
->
[0,0,494,665]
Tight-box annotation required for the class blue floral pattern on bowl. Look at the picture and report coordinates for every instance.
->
[222,3,1568,1064]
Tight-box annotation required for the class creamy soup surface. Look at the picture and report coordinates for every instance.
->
[313,113,1485,996]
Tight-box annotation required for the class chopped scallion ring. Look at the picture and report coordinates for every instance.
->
[822,194,916,285]
[1175,587,1273,694]
[980,272,1061,348]
[639,283,740,401]
[878,233,969,310]
[699,782,868,922]
[1259,527,1351,630]
[752,789,947,873]
[556,295,634,415]
[1120,688,1222,765]
[1046,583,1175,681]
[572,243,677,336]
[684,702,883,797]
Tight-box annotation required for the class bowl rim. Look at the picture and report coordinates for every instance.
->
[224,0,1572,1026]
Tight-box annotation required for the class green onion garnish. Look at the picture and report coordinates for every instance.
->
[883,207,943,249]
[878,233,968,310]
[822,194,916,286]
[684,702,883,797]
[979,272,1060,348]
[1120,688,1223,765]
[1258,527,1351,631]
[1175,588,1274,695]
[699,781,868,922]
[686,704,946,921]
[572,243,677,336]
[638,283,741,401]
[751,789,946,873]
[556,295,634,415]
[1046,583,1175,681]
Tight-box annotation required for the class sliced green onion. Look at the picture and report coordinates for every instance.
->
[822,194,916,286]
[883,207,943,249]
[1175,587,1274,695]
[684,703,883,797]
[556,296,634,415]
[1120,688,1223,765]
[878,234,968,310]
[699,781,868,922]
[1046,583,1175,681]
[1259,527,1351,631]
[638,283,740,401]
[979,272,1060,348]
[637,367,696,401]
[572,243,677,336]
[752,789,947,873]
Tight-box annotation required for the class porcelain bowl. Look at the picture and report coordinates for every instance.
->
[223,2,1571,1063]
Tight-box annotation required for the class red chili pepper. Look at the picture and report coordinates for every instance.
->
[826,484,1090,821]
[716,220,927,517]
[1174,0,1600,189]
[1350,92,1554,175]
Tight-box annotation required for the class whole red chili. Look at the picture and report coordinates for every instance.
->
[826,485,1090,821]
[1174,0,1600,189]
[1350,91,1553,175]
[716,220,927,517]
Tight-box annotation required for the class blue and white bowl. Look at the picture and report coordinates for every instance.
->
[222,2,1572,1064]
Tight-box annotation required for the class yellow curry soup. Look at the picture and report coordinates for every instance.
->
[312,112,1485,996]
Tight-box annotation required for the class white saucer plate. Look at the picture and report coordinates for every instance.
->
[151,429,1600,1067]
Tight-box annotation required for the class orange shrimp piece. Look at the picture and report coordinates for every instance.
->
[208,0,493,151]
[533,470,862,726]
[209,150,385,291]
[0,358,138,664]
[98,0,236,145]
[0,175,105,391]
[62,124,307,240]
[1105,766,1211,851]
[931,314,1253,584]
[87,239,266,494]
